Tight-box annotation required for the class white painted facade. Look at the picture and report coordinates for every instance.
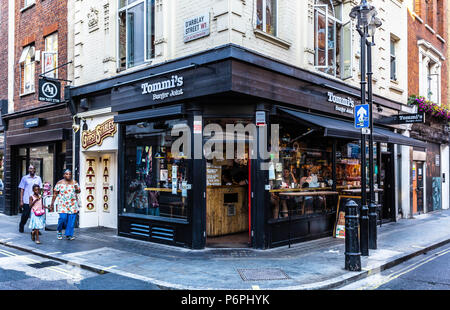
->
[68,0,409,107]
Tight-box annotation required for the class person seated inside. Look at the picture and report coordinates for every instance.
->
[222,170,233,186]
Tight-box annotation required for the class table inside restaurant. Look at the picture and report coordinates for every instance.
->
[278,191,339,216]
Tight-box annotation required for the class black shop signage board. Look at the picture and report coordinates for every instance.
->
[38,78,61,103]
[378,113,425,125]
[333,195,361,239]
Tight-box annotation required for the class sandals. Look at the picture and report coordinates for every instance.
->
[57,232,63,240]
[35,240,41,244]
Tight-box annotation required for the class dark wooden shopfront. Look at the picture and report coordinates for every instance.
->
[69,44,424,249]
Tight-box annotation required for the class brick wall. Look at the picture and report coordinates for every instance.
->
[14,0,68,112]
[408,0,448,107]
[0,0,8,101]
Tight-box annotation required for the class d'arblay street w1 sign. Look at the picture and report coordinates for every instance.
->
[38,78,61,103]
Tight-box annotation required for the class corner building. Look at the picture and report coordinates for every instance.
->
[68,0,425,249]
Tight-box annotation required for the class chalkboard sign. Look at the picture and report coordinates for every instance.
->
[333,195,361,239]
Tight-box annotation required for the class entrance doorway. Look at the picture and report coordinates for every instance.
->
[412,161,425,214]
[80,153,117,229]
[205,142,251,248]
[380,152,395,222]
[15,145,57,210]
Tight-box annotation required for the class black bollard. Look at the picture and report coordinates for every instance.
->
[345,200,361,271]
[368,202,377,249]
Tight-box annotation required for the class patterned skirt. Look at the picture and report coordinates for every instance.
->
[29,212,45,230]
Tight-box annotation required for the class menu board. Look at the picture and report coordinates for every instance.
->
[334,195,361,239]
[207,164,222,186]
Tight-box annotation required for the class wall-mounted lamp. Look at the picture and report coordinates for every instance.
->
[82,119,88,131]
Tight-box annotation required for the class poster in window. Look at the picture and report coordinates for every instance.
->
[43,52,56,78]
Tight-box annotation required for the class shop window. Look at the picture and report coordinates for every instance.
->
[256,0,277,36]
[314,0,352,79]
[19,44,36,95]
[390,38,397,81]
[43,32,58,78]
[118,0,155,70]
[269,120,335,220]
[124,119,189,220]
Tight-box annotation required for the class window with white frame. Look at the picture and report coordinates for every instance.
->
[314,0,352,79]
[256,0,277,36]
[23,0,35,8]
[19,44,36,95]
[390,38,397,81]
[427,60,440,104]
[118,0,155,70]
[43,32,58,78]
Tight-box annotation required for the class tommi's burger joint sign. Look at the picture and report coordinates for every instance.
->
[141,75,184,101]
[82,118,117,150]
[327,92,355,115]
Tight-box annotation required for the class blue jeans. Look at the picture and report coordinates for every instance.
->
[57,213,77,237]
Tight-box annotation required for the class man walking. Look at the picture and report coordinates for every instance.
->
[18,165,43,233]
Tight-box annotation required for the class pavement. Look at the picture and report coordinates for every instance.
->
[0,210,449,290]
[339,244,450,290]
[0,244,160,290]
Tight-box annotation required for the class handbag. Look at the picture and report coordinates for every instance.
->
[32,197,45,216]
[33,207,45,217]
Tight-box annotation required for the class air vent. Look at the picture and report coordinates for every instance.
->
[130,223,150,237]
[151,226,175,242]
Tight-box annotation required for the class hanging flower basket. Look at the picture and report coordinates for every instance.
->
[408,95,450,123]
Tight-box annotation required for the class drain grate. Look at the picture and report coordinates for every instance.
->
[237,268,290,281]
[28,261,62,269]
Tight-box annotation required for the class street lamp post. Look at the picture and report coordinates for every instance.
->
[367,16,382,250]
[350,0,381,256]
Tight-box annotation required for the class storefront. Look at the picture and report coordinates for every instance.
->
[2,103,73,216]
[77,112,118,229]
[69,45,425,249]
[410,120,450,214]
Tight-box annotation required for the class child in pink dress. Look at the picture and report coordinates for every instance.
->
[29,184,47,244]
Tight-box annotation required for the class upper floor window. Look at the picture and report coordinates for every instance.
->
[314,0,352,79]
[256,0,277,36]
[427,60,440,104]
[23,0,35,8]
[390,38,397,81]
[43,32,58,78]
[413,0,421,16]
[19,44,36,95]
[424,0,433,27]
[118,0,155,70]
